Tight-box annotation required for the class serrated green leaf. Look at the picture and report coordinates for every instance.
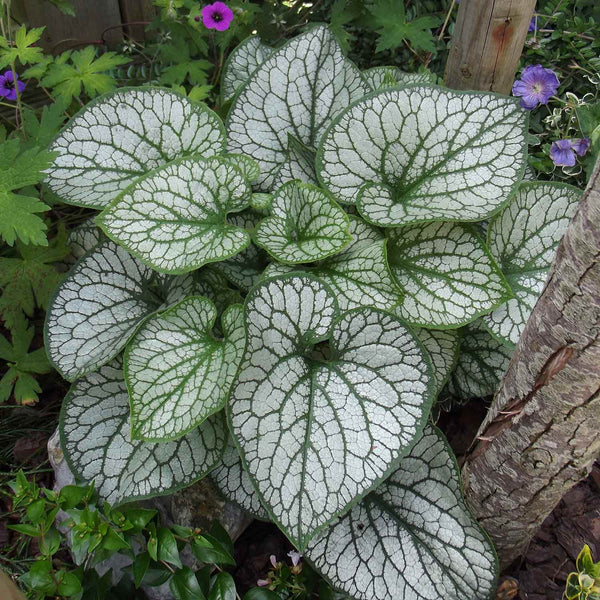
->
[416,328,460,396]
[363,66,436,90]
[40,47,130,104]
[0,26,45,69]
[221,36,273,104]
[305,425,498,600]
[125,297,245,441]
[387,222,512,328]
[229,274,434,549]
[317,86,527,225]
[227,26,369,192]
[254,182,351,264]
[59,359,227,505]
[482,182,582,346]
[97,156,252,274]
[210,439,269,520]
[449,320,512,399]
[46,87,226,209]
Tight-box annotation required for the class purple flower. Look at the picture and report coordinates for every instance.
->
[512,64,559,110]
[550,138,591,166]
[201,2,234,31]
[528,16,536,32]
[0,70,26,101]
[288,550,302,566]
[257,579,270,587]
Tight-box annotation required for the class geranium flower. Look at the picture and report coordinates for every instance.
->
[0,70,25,101]
[550,138,591,166]
[201,2,234,31]
[512,64,559,110]
[528,16,536,32]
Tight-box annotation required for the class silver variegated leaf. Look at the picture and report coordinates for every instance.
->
[306,425,498,600]
[65,219,103,266]
[449,320,512,399]
[363,66,436,90]
[254,182,352,264]
[210,439,269,520]
[387,222,512,328]
[416,328,460,396]
[482,182,582,345]
[271,135,319,192]
[221,36,273,104]
[125,298,245,441]
[46,88,225,208]
[317,86,527,225]
[227,26,369,191]
[97,156,252,274]
[60,360,227,505]
[45,240,161,381]
[229,274,433,549]
[223,153,261,183]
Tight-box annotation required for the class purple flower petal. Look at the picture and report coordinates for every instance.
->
[201,2,234,30]
[570,138,591,156]
[550,140,576,166]
[512,64,559,109]
[528,16,536,32]
[3,70,15,83]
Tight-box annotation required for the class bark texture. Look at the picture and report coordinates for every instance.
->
[444,0,536,93]
[462,161,600,568]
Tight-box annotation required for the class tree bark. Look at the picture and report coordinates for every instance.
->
[444,0,536,93]
[461,160,600,568]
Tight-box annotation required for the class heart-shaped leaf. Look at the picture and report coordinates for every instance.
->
[416,328,460,396]
[60,360,227,505]
[254,182,352,264]
[221,36,273,104]
[45,240,162,381]
[305,425,498,600]
[210,439,269,520]
[227,26,369,191]
[46,87,225,208]
[387,222,512,328]
[97,156,252,274]
[229,274,433,549]
[271,135,319,192]
[482,182,582,345]
[449,320,512,399]
[363,66,436,90]
[317,86,527,225]
[65,219,103,266]
[125,297,245,441]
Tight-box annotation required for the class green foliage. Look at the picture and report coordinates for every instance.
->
[0,26,45,69]
[0,138,56,246]
[564,545,600,600]
[0,316,51,404]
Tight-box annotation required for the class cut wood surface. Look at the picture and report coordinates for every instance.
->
[445,0,536,93]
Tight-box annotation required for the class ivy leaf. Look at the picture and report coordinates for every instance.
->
[227,25,369,191]
[449,320,512,400]
[125,298,245,441]
[229,274,434,549]
[368,0,440,53]
[45,87,226,209]
[0,26,45,69]
[0,317,51,405]
[305,425,498,600]
[0,139,56,246]
[254,182,352,264]
[482,182,582,346]
[317,86,527,225]
[97,156,252,274]
[210,439,269,520]
[39,47,130,104]
[221,36,273,104]
[387,222,512,328]
[59,359,227,505]
[0,230,70,330]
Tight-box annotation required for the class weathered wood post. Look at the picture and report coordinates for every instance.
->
[461,161,600,568]
[445,0,536,93]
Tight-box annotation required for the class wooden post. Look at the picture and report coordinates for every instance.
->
[119,0,156,42]
[444,0,536,93]
[461,160,600,568]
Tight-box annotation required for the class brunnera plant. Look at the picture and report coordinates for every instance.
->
[43,25,583,600]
